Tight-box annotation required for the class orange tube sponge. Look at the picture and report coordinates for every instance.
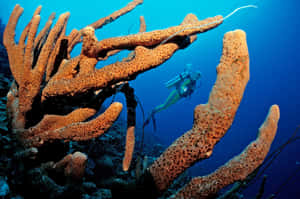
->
[149,29,250,192]
[4,2,222,155]
[42,14,222,99]
[4,4,70,129]
[123,126,135,171]
[67,0,144,53]
[22,102,122,147]
[170,105,280,198]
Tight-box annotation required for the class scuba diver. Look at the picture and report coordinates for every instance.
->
[143,64,202,131]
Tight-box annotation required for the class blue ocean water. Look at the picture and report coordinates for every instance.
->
[1,0,299,198]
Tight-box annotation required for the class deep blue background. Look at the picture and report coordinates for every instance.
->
[1,0,300,198]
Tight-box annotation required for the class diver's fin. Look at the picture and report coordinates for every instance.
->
[143,115,151,128]
[152,113,157,132]
[143,110,157,132]
[143,110,155,128]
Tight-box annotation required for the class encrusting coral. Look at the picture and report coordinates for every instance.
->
[2,0,280,198]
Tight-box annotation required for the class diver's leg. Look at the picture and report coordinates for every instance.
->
[153,90,181,113]
[143,90,180,128]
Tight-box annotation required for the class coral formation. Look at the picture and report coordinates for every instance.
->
[1,0,280,198]
[54,151,88,180]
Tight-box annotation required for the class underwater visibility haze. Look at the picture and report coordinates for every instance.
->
[0,0,299,198]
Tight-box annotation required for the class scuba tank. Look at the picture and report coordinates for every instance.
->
[165,63,193,89]
[164,71,190,89]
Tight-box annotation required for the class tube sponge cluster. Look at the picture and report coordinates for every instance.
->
[148,30,280,198]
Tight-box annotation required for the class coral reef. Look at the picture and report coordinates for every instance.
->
[0,73,10,132]
[0,0,280,198]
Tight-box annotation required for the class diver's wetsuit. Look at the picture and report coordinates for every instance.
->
[143,74,197,130]
[177,74,196,98]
